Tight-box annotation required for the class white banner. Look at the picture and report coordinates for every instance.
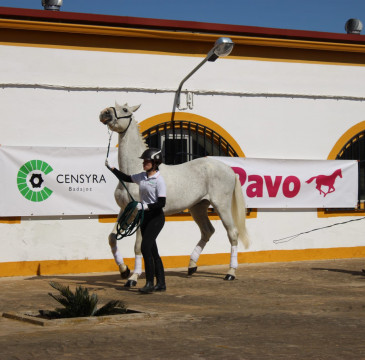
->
[0,147,359,216]
[211,157,358,208]
[0,146,120,216]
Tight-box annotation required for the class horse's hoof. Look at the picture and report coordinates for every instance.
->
[224,274,235,281]
[120,266,131,279]
[188,267,197,276]
[124,280,137,288]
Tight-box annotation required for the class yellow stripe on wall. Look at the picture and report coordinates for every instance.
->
[0,259,122,277]
[0,217,21,224]
[1,246,364,277]
[2,18,365,66]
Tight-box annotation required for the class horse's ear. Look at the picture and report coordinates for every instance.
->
[115,101,121,108]
[130,104,141,113]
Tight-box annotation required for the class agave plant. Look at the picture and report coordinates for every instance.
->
[45,281,127,318]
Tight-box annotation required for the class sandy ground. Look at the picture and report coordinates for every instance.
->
[0,259,364,360]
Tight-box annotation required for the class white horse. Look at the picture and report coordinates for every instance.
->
[99,102,249,286]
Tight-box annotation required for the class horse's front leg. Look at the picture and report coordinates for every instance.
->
[124,229,142,288]
[108,217,131,279]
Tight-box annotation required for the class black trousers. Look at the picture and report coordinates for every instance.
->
[140,210,165,284]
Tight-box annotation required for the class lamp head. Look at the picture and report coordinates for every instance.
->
[42,0,63,10]
[207,37,234,62]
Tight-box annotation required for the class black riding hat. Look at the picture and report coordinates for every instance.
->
[139,148,162,164]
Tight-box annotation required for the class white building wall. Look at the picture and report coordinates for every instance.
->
[1,44,365,265]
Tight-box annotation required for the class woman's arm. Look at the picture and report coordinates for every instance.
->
[147,197,166,211]
[105,160,133,183]
[111,168,133,183]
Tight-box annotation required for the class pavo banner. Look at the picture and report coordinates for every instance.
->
[212,157,358,209]
[0,146,120,216]
[0,146,359,216]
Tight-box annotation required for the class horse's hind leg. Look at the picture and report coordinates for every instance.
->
[211,199,240,281]
[188,200,215,275]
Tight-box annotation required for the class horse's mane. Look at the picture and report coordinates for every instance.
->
[135,119,148,147]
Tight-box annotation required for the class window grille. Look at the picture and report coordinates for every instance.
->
[142,120,239,165]
[336,130,365,210]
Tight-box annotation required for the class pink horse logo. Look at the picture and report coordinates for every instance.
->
[306,168,342,197]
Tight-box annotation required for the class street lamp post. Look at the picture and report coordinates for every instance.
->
[171,37,234,121]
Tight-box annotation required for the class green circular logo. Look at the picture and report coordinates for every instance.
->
[17,160,53,202]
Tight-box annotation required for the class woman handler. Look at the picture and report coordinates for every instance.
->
[106,148,167,293]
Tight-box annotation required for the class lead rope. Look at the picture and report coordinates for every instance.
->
[273,216,365,244]
[106,130,144,240]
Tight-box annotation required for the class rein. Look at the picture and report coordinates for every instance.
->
[105,107,132,161]
[105,111,144,240]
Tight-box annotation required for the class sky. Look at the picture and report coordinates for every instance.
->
[1,0,365,34]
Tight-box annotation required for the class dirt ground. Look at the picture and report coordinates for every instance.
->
[0,258,364,360]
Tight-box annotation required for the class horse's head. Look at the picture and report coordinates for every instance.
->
[337,168,343,178]
[99,102,141,133]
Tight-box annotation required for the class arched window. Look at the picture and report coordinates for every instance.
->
[336,130,365,210]
[142,120,239,165]
[322,121,365,216]
[137,113,256,219]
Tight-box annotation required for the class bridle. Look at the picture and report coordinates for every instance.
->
[109,107,133,134]
[106,107,133,158]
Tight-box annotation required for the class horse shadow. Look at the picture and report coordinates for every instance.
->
[24,269,226,291]
[312,267,365,278]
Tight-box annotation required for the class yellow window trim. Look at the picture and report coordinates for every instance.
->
[318,121,365,218]
[139,112,245,157]
[140,112,254,221]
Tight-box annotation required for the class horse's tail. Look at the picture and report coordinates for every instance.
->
[232,174,250,249]
[306,176,316,184]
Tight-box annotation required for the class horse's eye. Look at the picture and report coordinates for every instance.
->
[123,108,128,112]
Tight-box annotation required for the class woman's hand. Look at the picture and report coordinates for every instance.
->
[105,159,113,170]
[136,203,148,211]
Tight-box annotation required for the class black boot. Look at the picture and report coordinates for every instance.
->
[138,281,154,294]
[154,257,166,292]
[154,283,166,291]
